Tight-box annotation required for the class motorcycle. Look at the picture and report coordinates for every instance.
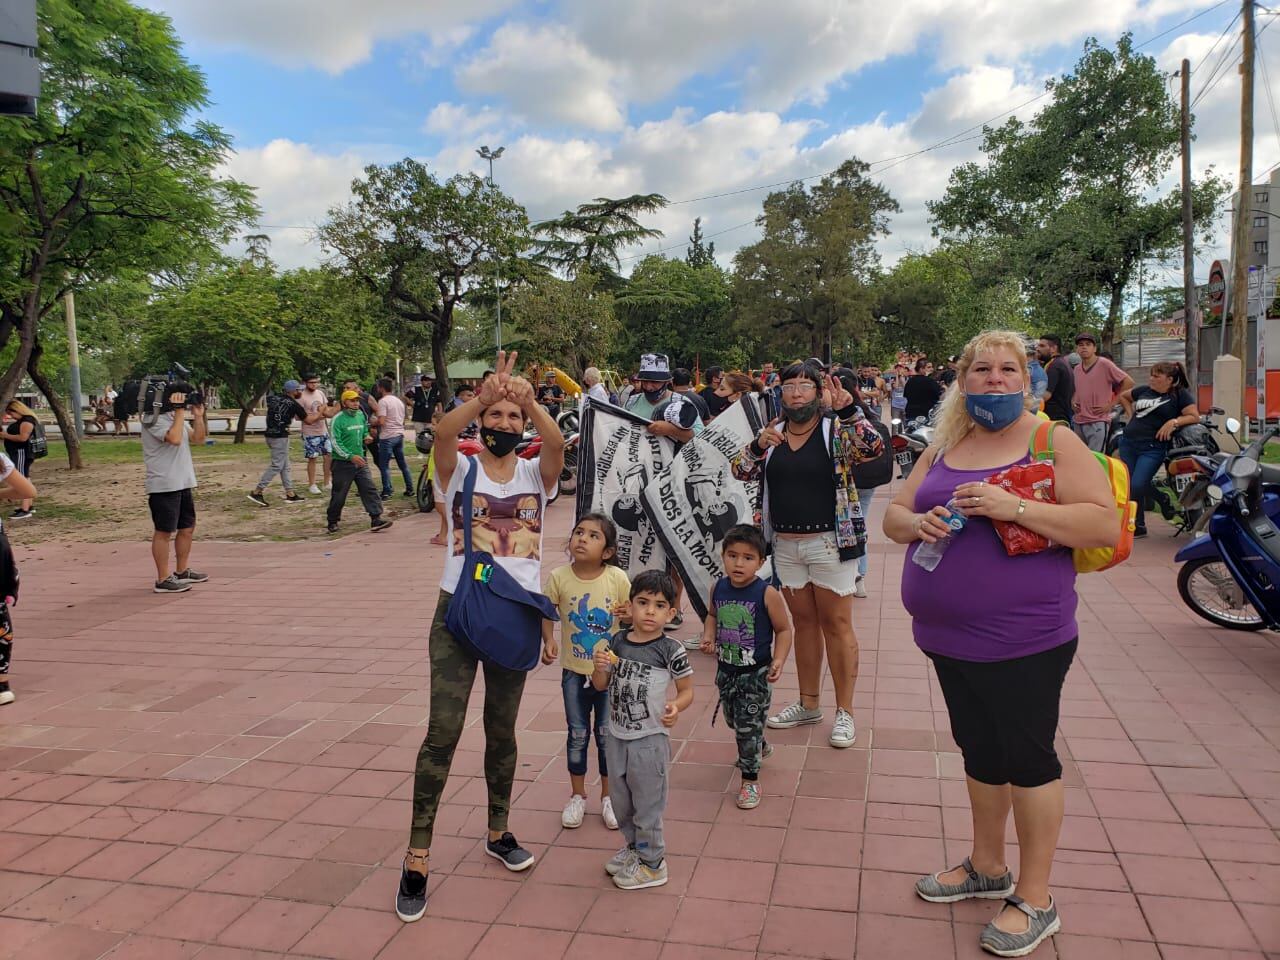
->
[1164,411,1241,534]
[1174,423,1280,631]
[890,409,938,478]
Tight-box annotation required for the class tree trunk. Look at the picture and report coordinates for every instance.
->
[28,336,82,470]
[0,288,42,408]
[234,405,253,444]
[432,306,453,406]
[1103,283,1125,354]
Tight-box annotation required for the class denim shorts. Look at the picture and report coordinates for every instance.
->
[302,435,332,459]
[773,531,857,596]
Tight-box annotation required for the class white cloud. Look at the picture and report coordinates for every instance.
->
[456,23,626,130]
[424,101,508,140]
[220,140,374,268]
[143,0,517,73]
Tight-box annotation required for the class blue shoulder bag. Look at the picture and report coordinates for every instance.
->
[444,457,559,672]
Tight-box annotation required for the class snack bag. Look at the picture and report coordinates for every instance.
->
[985,461,1056,556]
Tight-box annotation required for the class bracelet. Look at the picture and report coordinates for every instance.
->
[1015,498,1026,519]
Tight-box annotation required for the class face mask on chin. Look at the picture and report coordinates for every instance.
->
[781,399,820,423]
[480,427,522,457]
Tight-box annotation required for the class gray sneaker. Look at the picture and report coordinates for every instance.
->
[605,845,639,877]
[916,857,1014,903]
[767,701,823,730]
[979,896,1060,957]
[829,708,857,748]
[613,858,668,890]
[153,574,192,594]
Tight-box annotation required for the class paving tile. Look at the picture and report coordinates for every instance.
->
[469,924,572,960]
[1117,852,1229,900]
[6,876,116,922]
[71,882,186,932]
[770,863,860,912]
[1137,894,1260,950]
[579,889,681,940]
[666,896,766,951]
[758,904,858,959]
[376,917,488,960]
[214,897,331,952]
[140,891,254,942]
[199,853,302,897]
[268,859,372,905]
[290,906,401,959]
[9,923,123,960]
[99,934,203,960]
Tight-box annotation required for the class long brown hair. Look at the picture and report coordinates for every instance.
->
[1150,361,1190,390]
[720,371,764,396]
[933,330,1030,452]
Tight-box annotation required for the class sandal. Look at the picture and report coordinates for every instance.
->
[915,856,1014,903]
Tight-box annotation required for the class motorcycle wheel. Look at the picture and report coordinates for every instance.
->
[416,466,435,513]
[559,445,578,495]
[1176,557,1266,631]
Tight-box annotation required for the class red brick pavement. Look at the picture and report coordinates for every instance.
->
[0,492,1278,959]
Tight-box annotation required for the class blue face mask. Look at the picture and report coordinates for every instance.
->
[966,392,1025,431]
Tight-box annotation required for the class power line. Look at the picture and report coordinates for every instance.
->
[1192,5,1242,76]
[1193,32,1243,107]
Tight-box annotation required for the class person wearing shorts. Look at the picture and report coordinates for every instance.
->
[298,373,333,494]
[732,362,883,749]
[142,384,210,594]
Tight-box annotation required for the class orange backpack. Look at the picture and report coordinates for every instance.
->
[1030,420,1136,573]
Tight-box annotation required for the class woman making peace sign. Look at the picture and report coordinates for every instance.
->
[732,361,884,748]
[398,351,564,923]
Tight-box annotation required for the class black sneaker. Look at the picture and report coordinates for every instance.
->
[9,508,32,520]
[154,575,192,594]
[247,491,269,507]
[371,518,393,533]
[1134,526,1148,539]
[403,490,414,498]
[395,863,428,922]
[283,493,305,504]
[326,523,340,535]
[664,613,685,630]
[485,832,535,872]
[0,682,14,706]
[174,569,209,584]
[380,492,393,501]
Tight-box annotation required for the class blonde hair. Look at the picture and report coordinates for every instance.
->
[6,400,36,419]
[932,330,1031,452]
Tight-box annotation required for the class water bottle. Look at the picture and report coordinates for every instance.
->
[912,500,967,572]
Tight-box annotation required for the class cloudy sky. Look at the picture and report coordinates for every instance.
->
[142,0,1280,287]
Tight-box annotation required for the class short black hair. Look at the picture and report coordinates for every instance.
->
[915,358,931,373]
[722,524,767,558]
[575,512,620,566]
[779,360,823,387]
[377,377,394,395]
[456,383,477,395]
[706,365,724,379]
[300,372,319,381]
[1039,333,1062,351]
[630,569,677,605]
[672,368,694,387]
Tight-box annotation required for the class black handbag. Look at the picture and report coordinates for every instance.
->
[444,457,558,671]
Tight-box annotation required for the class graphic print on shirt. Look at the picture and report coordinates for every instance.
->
[1133,394,1172,418]
[567,594,612,662]
[450,490,543,560]
[611,657,656,731]
[715,599,758,666]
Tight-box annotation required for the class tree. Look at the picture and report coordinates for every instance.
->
[532,194,668,290]
[316,158,528,401]
[930,35,1228,349]
[686,218,716,268]
[732,160,899,361]
[614,256,745,371]
[506,273,618,379]
[0,0,256,468]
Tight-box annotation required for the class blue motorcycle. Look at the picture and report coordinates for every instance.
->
[1175,425,1280,631]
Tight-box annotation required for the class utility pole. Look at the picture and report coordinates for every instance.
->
[64,290,83,438]
[476,145,505,351]
[1180,58,1199,393]
[1229,0,1255,419]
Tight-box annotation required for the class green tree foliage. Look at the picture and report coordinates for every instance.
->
[733,160,899,361]
[871,244,1029,360]
[930,35,1227,349]
[505,273,618,379]
[0,0,256,466]
[532,194,668,290]
[614,256,745,371]
[316,158,527,401]
[686,218,716,268]
[141,263,388,442]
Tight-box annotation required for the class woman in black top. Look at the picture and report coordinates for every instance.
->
[2,402,37,519]
[903,358,944,422]
[1115,361,1198,536]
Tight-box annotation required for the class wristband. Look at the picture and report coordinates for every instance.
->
[1015,498,1026,519]
[749,439,766,458]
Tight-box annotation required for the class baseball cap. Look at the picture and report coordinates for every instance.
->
[637,353,672,381]
[1074,331,1098,345]
[283,379,301,393]
[340,389,361,402]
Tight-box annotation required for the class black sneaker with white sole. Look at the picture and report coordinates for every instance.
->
[326,523,340,535]
[371,518,393,533]
[283,493,305,503]
[9,508,32,520]
[174,569,209,584]
[154,574,192,594]
[0,682,14,706]
[247,491,269,507]
[485,832,535,871]
[395,865,428,922]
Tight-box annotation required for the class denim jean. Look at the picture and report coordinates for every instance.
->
[1117,436,1169,529]
[856,486,877,577]
[561,668,609,778]
[376,435,413,496]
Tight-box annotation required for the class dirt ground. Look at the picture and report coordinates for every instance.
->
[8,433,433,545]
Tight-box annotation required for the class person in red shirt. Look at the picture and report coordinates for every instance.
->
[1070,333,1132,452]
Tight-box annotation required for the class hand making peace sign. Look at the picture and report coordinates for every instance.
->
[823,373,854,412]
[477,350,520,406]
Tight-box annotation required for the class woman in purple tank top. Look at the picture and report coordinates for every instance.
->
[883,331,1118,958]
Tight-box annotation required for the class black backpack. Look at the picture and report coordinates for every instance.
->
[851,410,892,490]
[27,419,46,460]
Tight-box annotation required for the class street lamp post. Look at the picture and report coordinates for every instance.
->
[476,145,505,351]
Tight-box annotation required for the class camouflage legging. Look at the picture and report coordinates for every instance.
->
[715,663,771,781]
[409,591,528,849]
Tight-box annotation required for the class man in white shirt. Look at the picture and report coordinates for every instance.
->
[373,377,413,499]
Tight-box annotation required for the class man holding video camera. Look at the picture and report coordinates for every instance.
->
[143,381,209,594]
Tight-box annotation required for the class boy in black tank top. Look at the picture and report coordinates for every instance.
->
[699,525,794,810]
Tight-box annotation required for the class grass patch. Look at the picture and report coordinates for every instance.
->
[23,502,106,523]
[49,437,287,468]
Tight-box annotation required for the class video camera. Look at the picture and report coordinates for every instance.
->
[121,363,204,425]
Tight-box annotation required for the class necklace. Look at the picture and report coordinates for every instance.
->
[785,418,820,442]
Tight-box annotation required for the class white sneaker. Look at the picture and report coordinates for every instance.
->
[561,793,586,828]
[602,796,619,830]
[324,481,332,490]
[853,576,868,599]
[829,708,857,748]
[309,484,322,495]
[767,701,823,730]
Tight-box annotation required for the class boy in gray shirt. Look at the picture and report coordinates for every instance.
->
[591,570,694,891]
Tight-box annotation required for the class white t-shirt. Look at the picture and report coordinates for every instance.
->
[587,383,609,404]
[441,455,548,594]
[299,388,328,437]
[376,394,406,440]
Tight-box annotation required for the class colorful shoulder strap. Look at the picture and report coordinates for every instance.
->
[1029,420,1064,462]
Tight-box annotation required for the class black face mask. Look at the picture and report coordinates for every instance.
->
[641,385,668,402]
[480,427,522,457]
[782,399,820,424]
